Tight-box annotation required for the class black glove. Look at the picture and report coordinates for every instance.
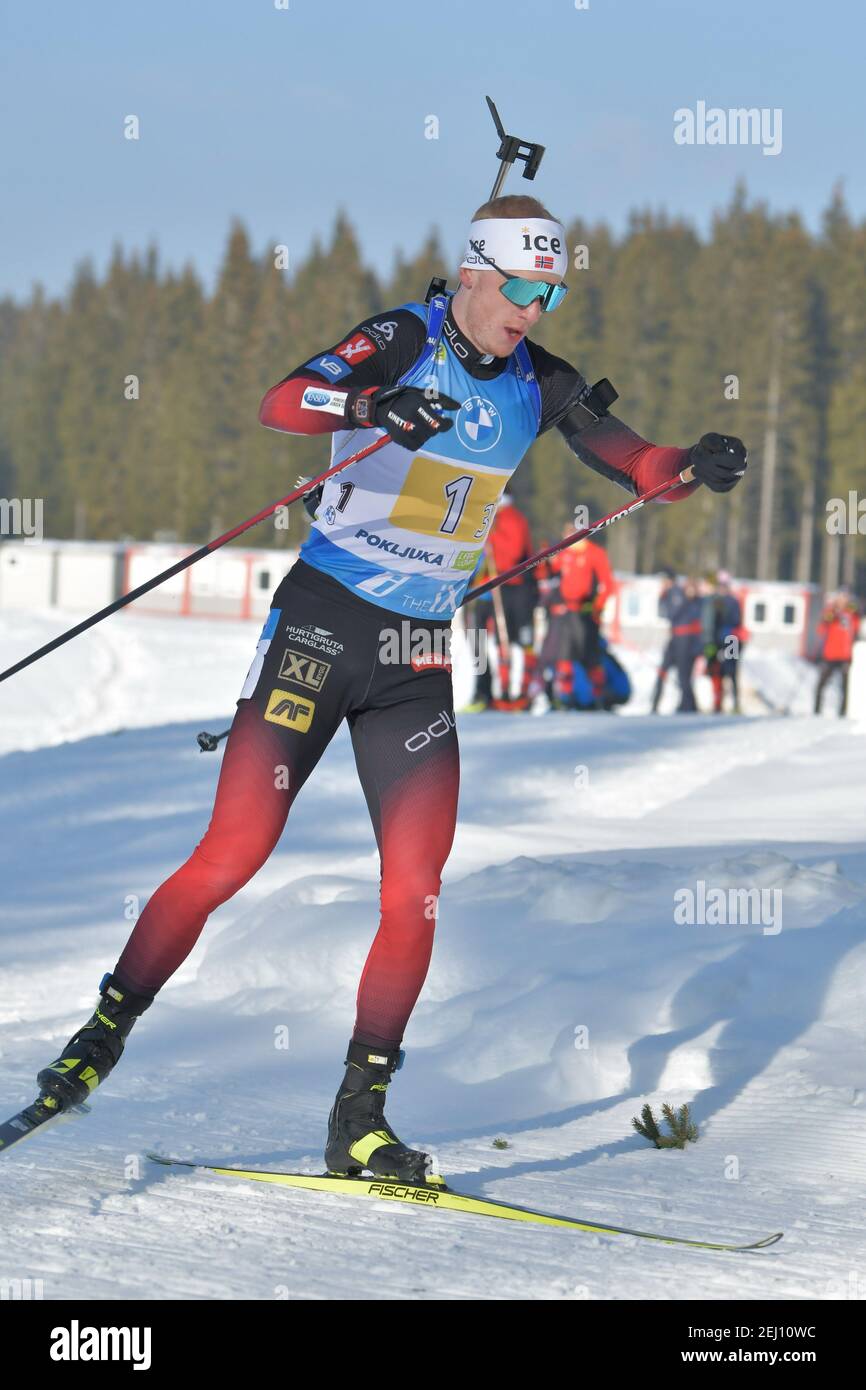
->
[689,433,747,493]
[347,385,460,452]
[295,474,323,519]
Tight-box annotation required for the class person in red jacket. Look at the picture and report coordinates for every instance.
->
[553,534,614,616]
[539,531,614,706]
[461,493,536,709]
[484,493,537,706]
[814,591,861,715]
[487,494,535,636]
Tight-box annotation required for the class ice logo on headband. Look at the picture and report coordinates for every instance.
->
[461,217,568,276]
[521,228,562,255]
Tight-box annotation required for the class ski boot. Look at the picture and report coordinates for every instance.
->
[36,972,153,1110]
[325,1041,439,1185]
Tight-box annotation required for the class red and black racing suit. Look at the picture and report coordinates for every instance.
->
[113,302,694,1048]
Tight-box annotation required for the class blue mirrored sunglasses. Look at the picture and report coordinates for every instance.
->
[468,240,568,313]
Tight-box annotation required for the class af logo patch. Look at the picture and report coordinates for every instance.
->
[264,689,315,732]
[278,648,331,693]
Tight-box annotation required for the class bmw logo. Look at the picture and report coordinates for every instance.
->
[456,396,502,452]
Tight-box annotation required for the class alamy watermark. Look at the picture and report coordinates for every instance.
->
[826,491,866,534]
[0,497,43,541]
[50,1321,151,1369]
[674,880,782,935]
[1,1276,44,1299]
[674,101,782,157]
[378,620,490,674]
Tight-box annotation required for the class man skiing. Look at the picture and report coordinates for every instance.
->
[34,195,746,1183]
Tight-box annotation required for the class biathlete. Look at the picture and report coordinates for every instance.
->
[36,195,746,1182]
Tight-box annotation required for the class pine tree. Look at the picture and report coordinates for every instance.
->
[632,1102,698,1149]
[0,197,862,598]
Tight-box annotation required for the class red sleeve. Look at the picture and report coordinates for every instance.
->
[558,414,697,503]
[258,308,426,437]
[258,375,359,436]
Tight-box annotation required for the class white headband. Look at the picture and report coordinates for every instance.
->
[461,217,568,277]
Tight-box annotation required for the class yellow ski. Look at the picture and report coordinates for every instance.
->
[147,1154,783,1252]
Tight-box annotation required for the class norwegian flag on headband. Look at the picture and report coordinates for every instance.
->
[534,254,555,270]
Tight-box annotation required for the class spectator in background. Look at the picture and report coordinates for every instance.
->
[669,577,704,713]
[717,570,747,713]
[702,570,747,714]
[536,529,614,708]
[486,492,537,649]
[814,590,860,716]
[651,566,685,713]
[463,493,537,710]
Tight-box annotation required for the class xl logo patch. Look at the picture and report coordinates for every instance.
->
[264,689,315,732]
[278,648,331,692]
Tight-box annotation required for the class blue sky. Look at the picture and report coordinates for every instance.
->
[1,0,862,300]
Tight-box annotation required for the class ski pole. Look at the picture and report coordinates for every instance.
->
[0,432,392,685]
[197,729,230,751]
[484,544,511,652]
[483,542,513,700]
[463,465,696,603]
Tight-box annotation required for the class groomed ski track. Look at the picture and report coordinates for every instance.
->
[1,610,864,1300]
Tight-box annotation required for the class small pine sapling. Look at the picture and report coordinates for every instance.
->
[632,1102,698,1149]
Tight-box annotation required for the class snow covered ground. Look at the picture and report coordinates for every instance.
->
[1,608,865,1301]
